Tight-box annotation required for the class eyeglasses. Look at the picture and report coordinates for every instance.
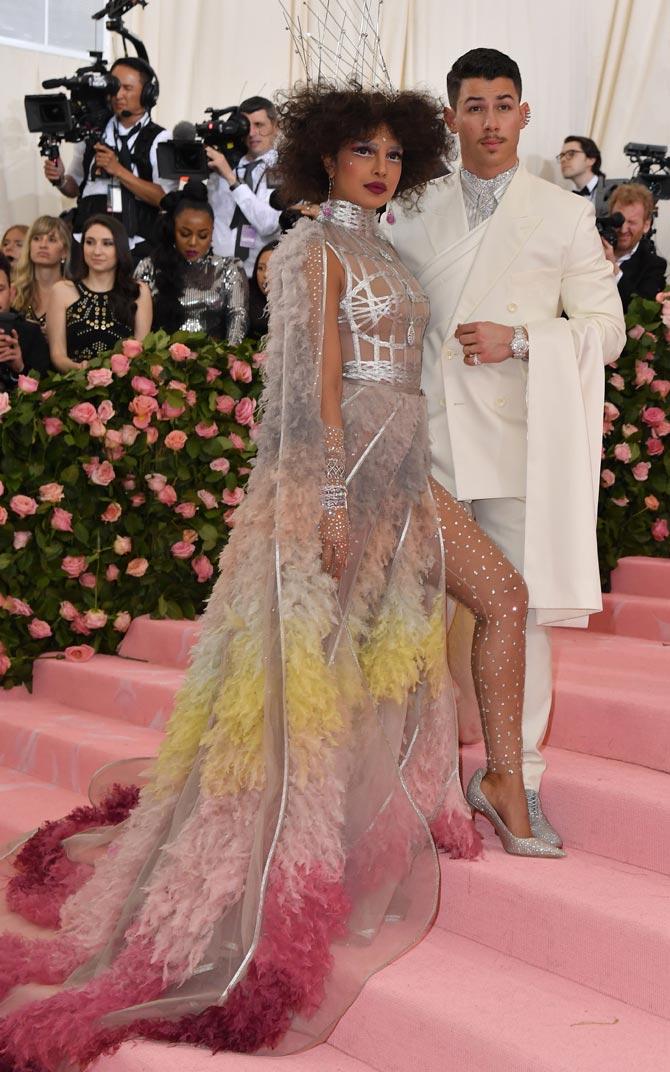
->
[556,149,585,161]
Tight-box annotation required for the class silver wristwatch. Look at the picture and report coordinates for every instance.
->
[510,325,529,361]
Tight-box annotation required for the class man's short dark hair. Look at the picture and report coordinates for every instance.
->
[110,56,154,87]
[0,252,12,285]
[563,135,603,176]
[446,48,522,108]
[240,95,277,122]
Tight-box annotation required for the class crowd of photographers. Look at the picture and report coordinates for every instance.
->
[0,53,668,393]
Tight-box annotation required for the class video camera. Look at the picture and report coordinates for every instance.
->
[24,53,118,161]
[623,142,670,202]
[156,108,250,180]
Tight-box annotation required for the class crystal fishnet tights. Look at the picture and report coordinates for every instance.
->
[431,479,528,775]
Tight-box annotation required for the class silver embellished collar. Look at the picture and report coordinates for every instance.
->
[318,199,378,237]
[460,163,518,199]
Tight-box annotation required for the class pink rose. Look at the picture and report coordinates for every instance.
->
[230,359,252,383]
[634,361,655,388]
[223,507,237,526]
[608,373,625,391]
[238,466,252,475]
[83,609,107,629]
[130,493,146,507]
[120,424,140,446]
[0,654,11,675]
[651,380,670,400]
[165,430,187,450]
[645,495,660,510]
[59,601,77,621]
[627,324,645,340]
[79,572,97,588]
[210,457,230,474]
[185,390,196,406]
[51,507,73,532]
[121,338,143,358]
[89,460,116,486]
[613,442,631,463]
[642,406,666,428]
[192,554,214,583]
[106,564,120,581]
[181,529,198,544]
[168,379,187,394]
[61,555,88,578]
[129,394,159,429]
[69,401,98,425]
[131,375,158,397]
[161,401,185,419]
[28,618,52,639]
[600,469,615,488]
[70,614,92,636]
[9,597,32,616]
[10,495,38,518]
[150,364,162,380]
[215,394,235,415]
[622,423,638,438]
[656,421,670,437]
[101,502,122,523]
[89,419,107,438]
[110,353,131,376]
[17,374,39,393]
[230,432,245,450]
[0,392,11,418]
[249,425,261,442]
[611,496,629,507]
[646,437,664,457]
[206,367,221,383]
[146,426,159,446]
[64,644,95,662]
[195,421,219,439]
[114,611,132,633]
[97,400,115,423]
[175,502,197,518]
[169,342,194,361]
[145,473,167,492]
[171,540,196,559]
[86,368,113,389]
[13,531,31,549]
[222,487,244,507]
[126,557,149,577]
[197,489,218,510]
[234,398,256,427]
[252,351,268,367]
[157,484,177,506]
[651,518,670,541]
[43,416,63,436]
[0,506,8,525]
[39,482,64,504]
[113,535,132,555]
[632,462,651,481]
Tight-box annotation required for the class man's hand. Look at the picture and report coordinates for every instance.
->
[600,237,618,269]
[206,146,237,186]
[94,143,124,178]
[455,321,515,365]
[44,156,65,185]
[0,330,24,374]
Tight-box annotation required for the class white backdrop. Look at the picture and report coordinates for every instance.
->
[1,0,668,259]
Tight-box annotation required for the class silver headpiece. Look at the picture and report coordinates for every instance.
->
[280,0,393,89]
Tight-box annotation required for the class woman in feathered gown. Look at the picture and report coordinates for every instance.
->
[0,84,557,1071]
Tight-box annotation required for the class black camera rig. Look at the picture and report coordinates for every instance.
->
[156,108,251,180]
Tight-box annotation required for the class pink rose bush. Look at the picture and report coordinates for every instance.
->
[0,329,262,688]
[599,295,670,583]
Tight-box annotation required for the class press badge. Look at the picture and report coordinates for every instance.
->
[240,224,257,248]
[107,178,123,214]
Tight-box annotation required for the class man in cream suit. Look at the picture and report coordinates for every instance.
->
[391,48,625,845]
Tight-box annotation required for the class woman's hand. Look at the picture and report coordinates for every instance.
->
[319,505,349,580]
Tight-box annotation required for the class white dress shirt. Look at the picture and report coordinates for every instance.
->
[208,148,281,276]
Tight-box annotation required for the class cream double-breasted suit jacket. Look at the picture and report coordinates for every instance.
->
[391,166,626,625]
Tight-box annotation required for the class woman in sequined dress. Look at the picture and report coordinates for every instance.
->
[0,84,560,1072]
[47,215,152,371]
[135,180,248,344]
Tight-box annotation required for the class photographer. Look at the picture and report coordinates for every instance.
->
[0,254,50,391]
[600,183,668,311]
[43,57,175,262]
[206,95,281,277]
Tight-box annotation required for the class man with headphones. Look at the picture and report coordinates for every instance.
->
[44,57,175,262]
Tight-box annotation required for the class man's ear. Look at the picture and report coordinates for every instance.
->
[643,216,652,235]
[443,106,457,134]
[520,102,531,128]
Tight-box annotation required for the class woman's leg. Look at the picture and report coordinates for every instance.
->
[431,479,531,837]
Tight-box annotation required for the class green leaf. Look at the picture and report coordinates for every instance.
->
[60,465,80,485]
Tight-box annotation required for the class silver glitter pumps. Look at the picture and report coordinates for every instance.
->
[526,789,564,848]
[466,769,566,858]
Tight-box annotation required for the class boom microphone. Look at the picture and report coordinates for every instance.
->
[173,121,197,141]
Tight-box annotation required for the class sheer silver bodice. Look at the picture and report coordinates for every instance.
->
[135,253,248,344]
[319,200,429,392]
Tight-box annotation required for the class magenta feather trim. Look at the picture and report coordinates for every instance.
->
[430,807,483,860]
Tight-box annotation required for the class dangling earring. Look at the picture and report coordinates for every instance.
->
[386,202,396,225]
[322,174,334,218]
[521,104,531,128]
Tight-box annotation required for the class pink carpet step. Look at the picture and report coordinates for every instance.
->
[548,631,670,773]
[0,691,161,798]
[0,765,83,844]
[462,744,670,876]
[610,556,670,599]
[589,591,670,642]
[32,655,184,730]
[119,615,202,669]
[437,846,670,1020]
[94,1041,371,1072]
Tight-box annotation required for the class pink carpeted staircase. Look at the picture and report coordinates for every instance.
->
[1,556,669,1070]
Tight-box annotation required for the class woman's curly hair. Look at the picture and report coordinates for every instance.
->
[275,83,450,208]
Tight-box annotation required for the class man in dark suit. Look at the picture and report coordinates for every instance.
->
[0,253,51,390]
[601,183,667,312]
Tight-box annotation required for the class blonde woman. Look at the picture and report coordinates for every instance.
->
[12,216,71,332]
